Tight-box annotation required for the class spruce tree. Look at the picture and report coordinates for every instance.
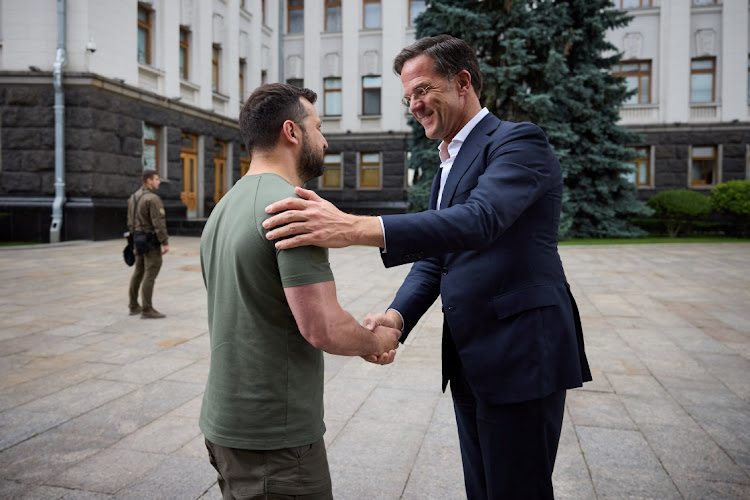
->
[407,0,650,238]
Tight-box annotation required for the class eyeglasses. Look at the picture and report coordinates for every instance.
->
[401,84,436,108]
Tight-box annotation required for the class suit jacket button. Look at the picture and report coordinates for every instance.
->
[446,306,455,311]
[442,267,448,275]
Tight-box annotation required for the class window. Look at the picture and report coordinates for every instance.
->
[409,0,427,26]
[624,146,650,187]
[362,76,382,115]
[359,152,381,188]
[239,59,246,102]
[620,0,652,7]
[179,27,190,80]
[288,0,304,34]
[212,44,221,93]
[214,140,227,203]
[287,78,304,88]
[325,0,341,32]
[324,77,342,116]
[321,153,343,189]
[363,0,381,28]
[693,0,719,5]
[690,145,718,186]
[143,123,160,173]
[137,4,153,65]
[614,60,651,104]
[691,57,715,103]
[262,0,266,24]
[747,54,749,100]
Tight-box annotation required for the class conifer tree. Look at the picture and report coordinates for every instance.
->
[406,0,650,238]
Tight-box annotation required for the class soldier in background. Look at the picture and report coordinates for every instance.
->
[127,169,170,319]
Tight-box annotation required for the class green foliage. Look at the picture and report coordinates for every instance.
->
[409,0,652,236]
[711,180,750,216]
[646,189,711,237]
[710,180,750,236]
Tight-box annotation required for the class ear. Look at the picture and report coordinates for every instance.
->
[281,120,299,145]
[456,70,472,95]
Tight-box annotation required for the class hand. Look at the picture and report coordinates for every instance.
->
[262,187,383,250]
[363,310,404,332]
[361,349,398,365]
[161,244,170,255]
[360,311,403,365]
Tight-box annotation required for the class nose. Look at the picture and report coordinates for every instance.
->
[409,97,424,114]
[322,138,328,150]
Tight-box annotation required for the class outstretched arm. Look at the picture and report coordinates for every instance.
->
[263,187,384,250]
[284,280,400,359]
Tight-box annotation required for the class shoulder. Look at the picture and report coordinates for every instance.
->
[252,174,297,206]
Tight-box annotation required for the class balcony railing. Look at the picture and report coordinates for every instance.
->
[619,104,659,124]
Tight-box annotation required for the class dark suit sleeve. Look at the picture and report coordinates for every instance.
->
[389,256,442,339]
[381,122,557,268]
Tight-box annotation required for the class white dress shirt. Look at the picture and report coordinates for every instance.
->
[436,107,489,209]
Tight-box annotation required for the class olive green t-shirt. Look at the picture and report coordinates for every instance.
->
[199,173,334,450]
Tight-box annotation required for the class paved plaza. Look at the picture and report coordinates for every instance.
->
[0,237,748,499]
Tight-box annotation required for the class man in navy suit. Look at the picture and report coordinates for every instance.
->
[263,35,591,499]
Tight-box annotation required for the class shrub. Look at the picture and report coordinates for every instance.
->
[711,180,750,236]
[647,189,712,237]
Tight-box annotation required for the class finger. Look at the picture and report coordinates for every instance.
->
[294,186,322,202]
[263,210,308,231]
[273,235,310,250]
[264,197,308,215]
[266,220,308,240]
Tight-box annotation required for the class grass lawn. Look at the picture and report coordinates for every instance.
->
[560,236,750,245]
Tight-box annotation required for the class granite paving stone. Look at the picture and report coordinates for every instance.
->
[1,238,749,498]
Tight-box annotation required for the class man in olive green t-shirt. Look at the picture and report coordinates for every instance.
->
[199,83,401,499]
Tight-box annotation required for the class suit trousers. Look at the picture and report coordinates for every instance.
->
[128,247,162,310]
[450,365,566,500]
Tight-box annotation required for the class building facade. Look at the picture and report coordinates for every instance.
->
[607,0,750,199]
[1,0,748,242]
[0,0,426,242]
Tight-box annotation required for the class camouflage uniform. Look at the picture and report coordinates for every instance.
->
[127,185,169,315]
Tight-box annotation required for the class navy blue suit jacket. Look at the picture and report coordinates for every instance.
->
[381,113,591,405]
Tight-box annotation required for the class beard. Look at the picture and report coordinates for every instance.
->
[296,134,325,183]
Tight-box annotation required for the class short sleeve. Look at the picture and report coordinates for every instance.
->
[277,245,333,288]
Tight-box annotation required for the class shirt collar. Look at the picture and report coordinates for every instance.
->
[437,107,490,159]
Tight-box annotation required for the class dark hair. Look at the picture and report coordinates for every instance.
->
[393,34,482,97]
[142,169,158,183]
[239,83,317,155]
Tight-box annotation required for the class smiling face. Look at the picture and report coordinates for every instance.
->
[401,54,470,144]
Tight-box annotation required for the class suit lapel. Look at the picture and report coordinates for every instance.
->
[439,113,501,210]
[428,166,441,210]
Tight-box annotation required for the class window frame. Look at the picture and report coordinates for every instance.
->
[179,27,190,80]
[320,152,344,190]
[142,123,160,174]
[690,56,716,103]
[239,58,246,102]
[619,0,652,7]
[689,144,720,188]
[358,151,382,189]
[363,0,381,29]
[627,146,652,188]
[212,44,221,93]
[137,3,153,65]
[409,0,427,26]
[325,0,342,32]
[362,75,382,116]
[324,77,342,117]
[287,0,304,34]
[214,140,227,203]
[614,60,651,105]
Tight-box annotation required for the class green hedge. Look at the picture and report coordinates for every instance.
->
[645,189,712,237]
[711,180,750,236]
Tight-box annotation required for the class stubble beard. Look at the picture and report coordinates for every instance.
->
[297,134,325,184]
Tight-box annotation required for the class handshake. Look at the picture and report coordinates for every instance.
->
[360,309,404,366]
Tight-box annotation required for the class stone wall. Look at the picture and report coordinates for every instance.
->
[632,123,750,201]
